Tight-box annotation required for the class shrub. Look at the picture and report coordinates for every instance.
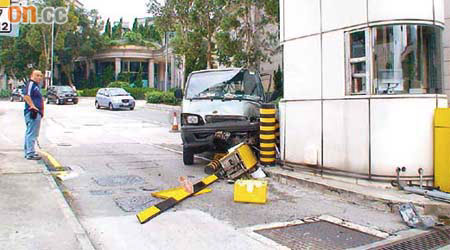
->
[0,89,11,98]
[108,81,130,88]
[79,88,100,97]
[123,87,154,100]
[147,91,164,104]
[146,90,180,105]
[161,92,177,105]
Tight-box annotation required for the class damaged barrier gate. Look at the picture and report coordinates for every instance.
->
[136,143,259,224]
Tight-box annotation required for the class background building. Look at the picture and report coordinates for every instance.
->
[279,0,448,181]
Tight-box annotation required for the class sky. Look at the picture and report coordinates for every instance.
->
[82,0,152,26]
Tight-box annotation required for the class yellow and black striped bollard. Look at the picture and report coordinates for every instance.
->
[260,103,277,166]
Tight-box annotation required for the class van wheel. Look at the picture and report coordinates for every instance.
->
[95,101,100,109]
[183,148,194,165]
[109,103,114,111]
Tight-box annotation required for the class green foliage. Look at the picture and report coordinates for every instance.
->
[112,18,124,40]
[134,67,144,88]
[124,87,153,100]
[117,72,132,82]
[149,0,280,73]
[101,65,115,86]
[104,18,112,38]
[107,81,130,88]
[0,89,11,98]
[79,88,100,97]
[123,31,144,45]
[132,18,139,32]
[146,90,178,105]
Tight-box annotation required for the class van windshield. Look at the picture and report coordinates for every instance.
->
[186,69,264,101]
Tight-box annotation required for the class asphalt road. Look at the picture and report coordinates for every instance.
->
[0,98,409,250]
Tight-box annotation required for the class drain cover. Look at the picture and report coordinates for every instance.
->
[114,196,159,212]
[93,175,145,187]
[370,227,450,250]
[255,221,382,250]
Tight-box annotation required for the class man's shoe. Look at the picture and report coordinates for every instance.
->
[26,155,42,160]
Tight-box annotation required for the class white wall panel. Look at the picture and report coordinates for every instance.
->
[368,0,434,23]
[323,100,369,174]
[322,31,346,99]
[438,97,449,107]
[284,101,322,166]
[284,36,322,100]
[280,0,285,41]
[284,0,321,40]
[434,0,445,23]
[322,0,367,32]
[279,101,287,161]
[370,98,436,177]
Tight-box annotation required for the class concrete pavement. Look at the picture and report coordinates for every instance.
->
[0,149,94,250]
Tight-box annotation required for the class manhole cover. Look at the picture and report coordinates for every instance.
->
[57,143,72,147]
[255,221,382,250]
[93,175,146,187]
[370,227,450,250]
[114,196,159,212]
[84,124,103,127]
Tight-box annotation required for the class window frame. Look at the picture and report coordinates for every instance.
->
[345,28,372,96]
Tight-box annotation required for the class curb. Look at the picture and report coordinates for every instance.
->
[39,150,96,250]
[145,103,181,113]
[266,167,450,217]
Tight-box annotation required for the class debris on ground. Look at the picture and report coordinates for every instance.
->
[234,179,268,204]
[136,143,260,224]
[399,203,436,229]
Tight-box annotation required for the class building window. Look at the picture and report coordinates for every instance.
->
[346,30,370,95]
[372,25,442,94]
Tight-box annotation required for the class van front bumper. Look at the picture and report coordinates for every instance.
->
[181,121,260,153]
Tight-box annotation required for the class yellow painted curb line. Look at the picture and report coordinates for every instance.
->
[39,150,63,169]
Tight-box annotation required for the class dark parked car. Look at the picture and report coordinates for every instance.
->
[46,86,78,105]
[10,86,25,102]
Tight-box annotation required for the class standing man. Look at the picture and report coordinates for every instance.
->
[23,70,44,160]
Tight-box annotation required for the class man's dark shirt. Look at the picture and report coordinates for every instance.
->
[23,80,43,116]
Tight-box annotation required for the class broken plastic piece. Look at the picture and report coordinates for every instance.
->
[178,176,193,194]
[399,203,436,229]
[152,187,212,200]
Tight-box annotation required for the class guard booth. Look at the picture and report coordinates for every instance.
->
[434,109,450,192]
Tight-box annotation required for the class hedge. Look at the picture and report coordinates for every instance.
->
[147,91,178,105]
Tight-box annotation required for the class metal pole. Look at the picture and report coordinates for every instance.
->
[50,20,54,87]
[164,32,168,92]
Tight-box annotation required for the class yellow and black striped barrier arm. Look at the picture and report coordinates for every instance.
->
[137,175,219,224]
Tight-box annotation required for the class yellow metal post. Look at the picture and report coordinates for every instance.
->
[434,109,450,192]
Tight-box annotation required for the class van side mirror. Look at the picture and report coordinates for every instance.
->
[174,88,183,99]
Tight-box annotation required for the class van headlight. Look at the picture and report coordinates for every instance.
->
[187,116,199,124]
[182,114,204,125]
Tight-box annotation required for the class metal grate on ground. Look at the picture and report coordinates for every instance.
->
[255,220,382,250]
[370,227,450,250]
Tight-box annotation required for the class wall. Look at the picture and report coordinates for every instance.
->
[445,1,450,100]
[280,0,447,179]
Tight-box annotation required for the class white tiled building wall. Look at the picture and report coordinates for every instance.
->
[445,1,450,100]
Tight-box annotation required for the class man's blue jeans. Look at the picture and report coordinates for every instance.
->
[24,112,41,158]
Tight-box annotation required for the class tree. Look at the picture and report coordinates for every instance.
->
[132,18,139,32]
[26,0,79,76]
[112,18,124,40]
[104,18,112,38]
[0,25,40,82]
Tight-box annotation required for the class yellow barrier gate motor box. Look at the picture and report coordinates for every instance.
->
[434,108,450,193]
[234,180,268,204]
